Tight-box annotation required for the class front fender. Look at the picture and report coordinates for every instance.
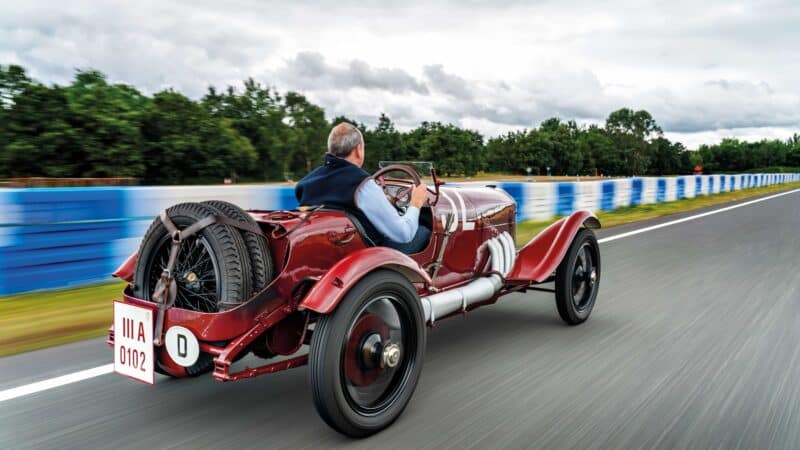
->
[298,247,432,314]
[506,210,600,283]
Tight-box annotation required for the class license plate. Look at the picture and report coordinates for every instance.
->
[114,301,155,384]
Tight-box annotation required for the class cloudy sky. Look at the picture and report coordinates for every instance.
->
[2,0,798,148]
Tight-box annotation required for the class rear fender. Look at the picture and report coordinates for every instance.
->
[113,251,138,282]
[298,247,432,314]
[506,210,600,283]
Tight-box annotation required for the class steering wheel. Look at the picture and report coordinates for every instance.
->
[373,164,422,209]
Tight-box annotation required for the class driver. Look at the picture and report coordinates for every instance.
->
[295,123,431,253]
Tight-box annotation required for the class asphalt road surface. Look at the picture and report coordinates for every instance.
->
[2,189,799,449]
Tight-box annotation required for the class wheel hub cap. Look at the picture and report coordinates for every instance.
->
[183,271,201,291]
[360,333,383,370]
[382,343,402,368]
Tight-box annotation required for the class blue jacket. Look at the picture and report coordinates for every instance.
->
[295,154,385,245]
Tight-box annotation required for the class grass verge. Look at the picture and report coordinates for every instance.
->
[1,181,799,358]
[0,282,124,357]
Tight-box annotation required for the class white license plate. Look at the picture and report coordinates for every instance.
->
[114,301,155,384]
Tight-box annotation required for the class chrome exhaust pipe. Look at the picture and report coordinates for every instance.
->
[420,233,513,324]
[499,232,515,275]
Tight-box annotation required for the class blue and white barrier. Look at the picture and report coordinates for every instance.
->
[0,185,295,295]
[0,173,798,295]
[502,173,799,221]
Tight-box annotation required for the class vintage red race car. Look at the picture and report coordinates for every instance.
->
[108,163,601,437]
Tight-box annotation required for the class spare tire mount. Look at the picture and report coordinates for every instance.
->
[150,209,266,346]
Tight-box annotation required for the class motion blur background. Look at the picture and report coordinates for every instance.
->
[2,1,800,296]
[3,2,800,448]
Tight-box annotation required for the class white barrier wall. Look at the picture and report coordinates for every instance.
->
[503,173,799,221]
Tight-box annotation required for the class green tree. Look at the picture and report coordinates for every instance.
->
[363,113,404,171]
[540,118,582,175]
[141,90,255,184]
[576,125,618,176]
[1,83,80,177]
[648,137,685,175]
[400,121,432,162]
[787,134,800,167]
[0,65,32,172]
[417,123,483,176]
[485,130,525,173]
[283,92,328,179]
[202,79,287,180]
[605,108,662,175]
[64,70,147,177]
[0,64,30,108]
[5,63,800,183]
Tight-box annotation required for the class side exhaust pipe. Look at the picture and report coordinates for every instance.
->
[421,232,514,324]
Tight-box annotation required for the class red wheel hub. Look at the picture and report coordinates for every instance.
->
[344,313,389,387]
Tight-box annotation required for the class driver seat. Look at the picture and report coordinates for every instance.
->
[320,207,432,254]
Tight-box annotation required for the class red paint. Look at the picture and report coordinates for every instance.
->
[298,247,433,314]
[109,182,598,383]
[112,251,137,282]
[215,354,309,382]
[344,313,389,386]
[506,210,600,283]
[266,312,308,355]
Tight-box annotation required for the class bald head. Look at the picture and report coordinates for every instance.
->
[327,123,364,159]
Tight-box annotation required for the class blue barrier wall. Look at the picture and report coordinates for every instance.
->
[0,174,798,295]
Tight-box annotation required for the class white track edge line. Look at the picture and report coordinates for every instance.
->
[597,188,800,244]
[1,187,798,402]
[0,364,113,402]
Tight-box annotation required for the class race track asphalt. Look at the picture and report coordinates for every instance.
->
[2,189,799,449]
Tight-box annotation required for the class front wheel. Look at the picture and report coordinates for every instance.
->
[308,270,426,438]
[554,228,601,325]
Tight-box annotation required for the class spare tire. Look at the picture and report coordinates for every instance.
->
[201,200,273,293]
[133,202,253,312]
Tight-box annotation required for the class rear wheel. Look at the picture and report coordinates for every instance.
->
[309,270,426,437]
[554,228,600,325]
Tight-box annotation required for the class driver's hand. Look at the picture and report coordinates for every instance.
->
[410,183,429,208]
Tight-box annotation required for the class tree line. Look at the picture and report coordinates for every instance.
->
[1,64,798,184]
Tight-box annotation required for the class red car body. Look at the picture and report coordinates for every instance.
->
[110,184,599,381]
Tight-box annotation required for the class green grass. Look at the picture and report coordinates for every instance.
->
[1,181,799,358]
[516,181,800,245]
[0,282,124,357]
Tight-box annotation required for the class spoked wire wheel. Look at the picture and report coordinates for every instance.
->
[309,270,426,437]
[132,202,254,377]
[555,228,601,325]
[133,202,253,313]
[144,234,221,313]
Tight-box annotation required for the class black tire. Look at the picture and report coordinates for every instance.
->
[133,202,253,377]
[308,270,426,438]
[201,200,273,293]
[555,228,601,325]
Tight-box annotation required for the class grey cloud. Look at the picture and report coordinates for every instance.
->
[703,79,774,95]
[423,65,473,100]
[279,52,429,95]
[425,68,612,130]
[0,1,278,96]
[650,79,800,132]
[1,0,798,144]
[287,56,800,140]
